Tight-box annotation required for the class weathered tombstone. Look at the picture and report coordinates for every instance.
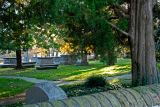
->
[22,62,36,68]
[52,57,61,64]
[26,82,67,104]
[36,57,54,65]
[3,58,16,64]
[36,57,59,70]
[60,55,77,65]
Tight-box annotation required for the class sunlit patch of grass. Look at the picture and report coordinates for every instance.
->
[62,65,130,80]
[63,59,131,81]
[0,58,131,81]
[79,68,96,72]
[99,65,131,76]
[0,78,33,99]
[0,61,106,80]
[116,58,131,65]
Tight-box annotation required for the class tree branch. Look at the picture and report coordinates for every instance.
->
[106,21,129,37]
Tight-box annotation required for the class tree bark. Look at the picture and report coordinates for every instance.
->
[16,49,23,69]
[81,54,88,65]
[130,0,160,86]
[107,50,117,66]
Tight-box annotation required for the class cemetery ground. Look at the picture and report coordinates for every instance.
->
[0,58,148,106]
[0,58,131,81]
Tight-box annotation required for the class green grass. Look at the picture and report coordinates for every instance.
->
[0,78,33,99]
[0,58,131,106]
[0,58,131,81]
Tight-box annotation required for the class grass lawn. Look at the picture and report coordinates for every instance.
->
[0,58,131,81]
[0,78,33,99]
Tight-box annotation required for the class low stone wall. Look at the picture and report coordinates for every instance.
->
[24,84,160,107]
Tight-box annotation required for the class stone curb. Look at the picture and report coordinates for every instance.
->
[24,84,160,107]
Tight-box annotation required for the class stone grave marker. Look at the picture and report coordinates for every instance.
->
[26,82,67,104]
[3,58,16,64]
[36,57,59,70]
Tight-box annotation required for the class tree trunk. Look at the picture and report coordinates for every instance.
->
[56,51,58,57]
[81,54,88,65]
[107,50,117,66]
[130,0,160,86]
[16,50,23,69]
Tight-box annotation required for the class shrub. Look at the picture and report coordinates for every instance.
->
[85,76,107,88]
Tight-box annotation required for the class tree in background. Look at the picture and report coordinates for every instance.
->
[0,0,34,69]
[0,0,58,68]
[53,0,120,65]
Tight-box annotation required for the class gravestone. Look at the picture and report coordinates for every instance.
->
[36,57,59,70]
[31,57,37,63]
[26,82,67,104]
[3,58,16,64]
[36,57,54,65]
[60,55,77,65]
[52,57,61,64]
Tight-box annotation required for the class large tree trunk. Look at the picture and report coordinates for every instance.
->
[107,50,117,66]
[130,0,160,86]
[16,50,23,69]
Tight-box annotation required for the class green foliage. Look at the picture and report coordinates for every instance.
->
[53,0,119,64]
[0,0,34,50]
[0,0,58,51]
[61,83,109,97]
[154,2,160,61]
[117,18,128,31]
[61,79,131,97]
[85,76,108,88]
[30,23,61,49]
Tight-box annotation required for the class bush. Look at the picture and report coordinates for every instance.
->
[61,83,109,97]
[85,76,107,88]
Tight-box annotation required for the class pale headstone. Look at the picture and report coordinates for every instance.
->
[26,82,67,104]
